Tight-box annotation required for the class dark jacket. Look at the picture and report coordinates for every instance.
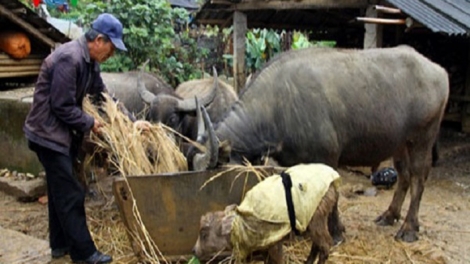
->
[24,36,105,155]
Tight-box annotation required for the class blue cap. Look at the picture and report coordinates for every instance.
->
[91,13,127,51]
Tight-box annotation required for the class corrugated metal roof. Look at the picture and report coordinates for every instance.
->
[387,0,470,36]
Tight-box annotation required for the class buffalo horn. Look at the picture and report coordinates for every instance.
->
[193,103,219,171]
[176,66,219,111]
[195,96,205,141]
[137,59,157,104]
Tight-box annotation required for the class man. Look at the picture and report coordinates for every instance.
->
[24,13,148,264]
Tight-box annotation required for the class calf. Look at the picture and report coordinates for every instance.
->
[193,163,342,264]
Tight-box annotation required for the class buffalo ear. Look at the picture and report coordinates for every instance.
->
[221,213,235,236]
[224,204,237,213]
[220,204,236,235]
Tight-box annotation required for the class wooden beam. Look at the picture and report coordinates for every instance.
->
[210,0,233,5]
[221,14,234,28]
[232,11,246,93]
[0,70,38,78]
[0,54,44,60]
[374,5,402,14]
[39,28,53,33]
[461,44,470,132]
[363,6,383,49]
[0,58,43,65]
[11,8,27,14]
[196,19,228,25]
[0,4,57,48]
[0,65,41,72]
[230,0,369,10]
[356,17,406,25]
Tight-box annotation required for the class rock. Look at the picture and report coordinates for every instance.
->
[0,168,8,177]
[364,187,378,197]
[0,225,50,263]
[38,171,46,178]
[11,171,17,177]
[0,176,46,201]
[26,173,35,179]
[38,195,48,205]
[17,173,26,181]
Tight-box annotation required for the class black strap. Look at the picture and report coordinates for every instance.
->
[280,171,300,235]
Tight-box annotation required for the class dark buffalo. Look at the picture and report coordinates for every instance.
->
[101,71,173,119]
[137,60,238,141]
[193,45,449,243]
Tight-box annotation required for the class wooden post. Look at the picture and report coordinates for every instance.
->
[363,5,383,49]
[461,44,470,133]
[232,11,247,93]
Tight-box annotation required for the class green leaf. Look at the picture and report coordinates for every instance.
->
[187,256,200,264]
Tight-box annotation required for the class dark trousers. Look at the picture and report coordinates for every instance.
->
[29,141,96,261]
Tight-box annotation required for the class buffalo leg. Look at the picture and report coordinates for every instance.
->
[395,141,432,242]
[306,186,335,264]
[375,147,410,226]
[328,200,345,245]
[266,242,283,264]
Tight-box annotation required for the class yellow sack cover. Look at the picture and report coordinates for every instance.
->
[231,163,341,259]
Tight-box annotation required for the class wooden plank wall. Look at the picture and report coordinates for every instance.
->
[0,53,44,78]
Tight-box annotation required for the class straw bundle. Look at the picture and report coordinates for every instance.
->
[82,93,189,263]
[82,93,187,176]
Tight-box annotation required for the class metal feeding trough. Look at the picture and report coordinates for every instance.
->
[112,166,284,262]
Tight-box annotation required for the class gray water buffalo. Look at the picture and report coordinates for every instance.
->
[138,61,238,141]
[192,45,449,243]
[101,71,173,119]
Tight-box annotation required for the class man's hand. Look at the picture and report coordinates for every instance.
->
[92,119,103,134]
[134,120,151,132]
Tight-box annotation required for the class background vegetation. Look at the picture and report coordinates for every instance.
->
[21,0,335,86]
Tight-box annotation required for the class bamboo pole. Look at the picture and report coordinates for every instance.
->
[374,5,402,14]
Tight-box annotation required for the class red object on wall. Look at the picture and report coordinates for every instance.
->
[33,0,40,7]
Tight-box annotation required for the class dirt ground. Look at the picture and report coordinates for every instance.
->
[1,125,470,264]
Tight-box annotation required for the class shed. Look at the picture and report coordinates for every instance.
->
[0,0,70,88]
[193,0,470,131]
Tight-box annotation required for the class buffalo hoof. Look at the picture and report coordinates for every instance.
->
[329,220,345,246]
[395,228,419,242]
[374,212,397,226]
[332,232,345,246]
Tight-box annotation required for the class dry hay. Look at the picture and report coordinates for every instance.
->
[82,93,190,263]
[82,93,187,176]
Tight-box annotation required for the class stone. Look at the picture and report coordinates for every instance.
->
[0,225,50,264]
[364,187,378,197]
[0,176,46,201]
[0,168,8,177]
